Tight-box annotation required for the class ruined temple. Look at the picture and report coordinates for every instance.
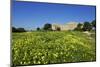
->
[52,22,78,31]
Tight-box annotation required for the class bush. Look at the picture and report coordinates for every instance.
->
[37,27,40,31]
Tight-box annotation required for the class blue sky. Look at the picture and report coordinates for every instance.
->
[12,1,96,30]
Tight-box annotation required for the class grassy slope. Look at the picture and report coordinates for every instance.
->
[12,31,96,65]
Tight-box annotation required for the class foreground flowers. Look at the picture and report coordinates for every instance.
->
[12,31,96,66]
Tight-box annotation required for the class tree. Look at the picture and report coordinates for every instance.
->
[37,27,40,31]
[82,22,92,31]
[17,28,26,32]
[43,23,52,31]
[74,23,83,31]
[12,27,17,32]
[91,19,96,28]
[12,27,26,32]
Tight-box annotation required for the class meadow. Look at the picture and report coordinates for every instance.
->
[12,31,96,66]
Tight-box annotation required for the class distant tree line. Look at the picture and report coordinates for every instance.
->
[74,19,96,31]
[12,27,26,32]
[12,19,96,32]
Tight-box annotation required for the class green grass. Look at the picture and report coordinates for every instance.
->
[12,31,96,66]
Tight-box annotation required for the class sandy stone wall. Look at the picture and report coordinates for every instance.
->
[52,22,78,31]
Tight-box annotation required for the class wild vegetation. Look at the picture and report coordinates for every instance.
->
[12,31,96,66]
[12,19,96,66]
